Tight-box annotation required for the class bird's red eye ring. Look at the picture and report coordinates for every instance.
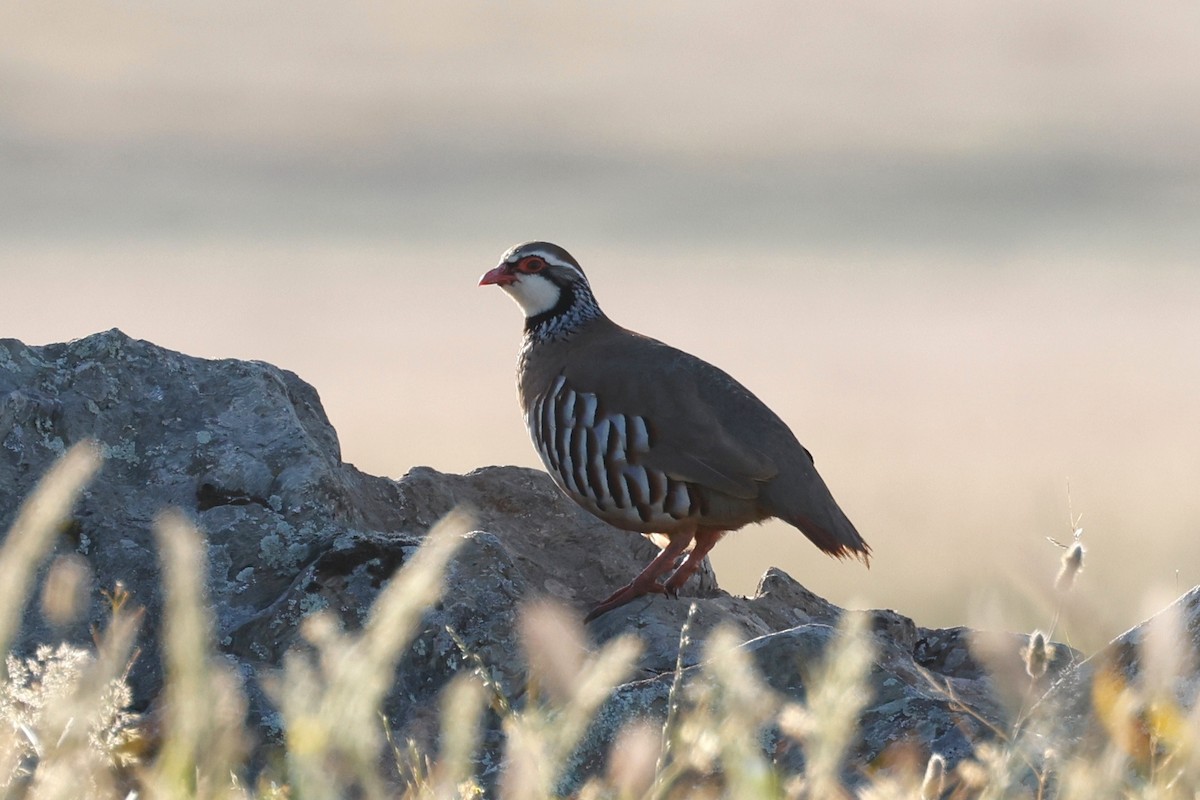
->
[520,257,546,273]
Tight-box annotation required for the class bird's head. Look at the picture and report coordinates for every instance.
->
[480,242,601,335]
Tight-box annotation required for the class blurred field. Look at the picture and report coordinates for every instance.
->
[2,1,1199,651]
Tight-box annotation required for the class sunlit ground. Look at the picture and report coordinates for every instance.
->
[4,238,1197,653]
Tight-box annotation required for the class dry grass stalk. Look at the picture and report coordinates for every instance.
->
[277,508,473,800]
[501,601,641,800]
[802,612,877,799]
[148,509,248,800]
[0,443,101,667]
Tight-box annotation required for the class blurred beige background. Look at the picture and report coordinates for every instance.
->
[2,1,1198,651]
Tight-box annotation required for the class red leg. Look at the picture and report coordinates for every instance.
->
[664,529,725,593]
[584,529,695,623]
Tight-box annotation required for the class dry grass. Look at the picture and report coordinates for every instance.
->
[2,446,1200,798]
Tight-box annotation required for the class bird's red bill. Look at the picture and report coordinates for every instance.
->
[479,265,516,286]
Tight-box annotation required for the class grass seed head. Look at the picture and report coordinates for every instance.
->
[920,752,946,800]
[606,721,659,798]
[1022,630,1055,680]
[1055,541,1085,591]
[518,600,586,705]
[41,555,91,627]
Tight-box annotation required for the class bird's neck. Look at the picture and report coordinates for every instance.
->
[523,283,604,344]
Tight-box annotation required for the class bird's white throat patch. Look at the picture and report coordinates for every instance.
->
[503,273,561,318]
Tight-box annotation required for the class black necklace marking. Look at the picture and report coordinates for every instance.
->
[524,282,602,342]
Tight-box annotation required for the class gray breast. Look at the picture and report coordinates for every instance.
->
[527,375,700,528]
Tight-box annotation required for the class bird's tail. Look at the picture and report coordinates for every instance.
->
[761,466,871,566]
[784,506,871,567]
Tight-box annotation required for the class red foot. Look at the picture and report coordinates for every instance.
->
[663,529,725,593]
[584,578,667,623]
[583,528,704,623]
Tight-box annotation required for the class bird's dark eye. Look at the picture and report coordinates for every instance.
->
[520,257,546,273]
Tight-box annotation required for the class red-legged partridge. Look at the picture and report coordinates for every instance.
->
[480,242,870,622]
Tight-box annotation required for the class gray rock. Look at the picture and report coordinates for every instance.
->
[1,330,1195,790]
[1031,586,1200,759]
